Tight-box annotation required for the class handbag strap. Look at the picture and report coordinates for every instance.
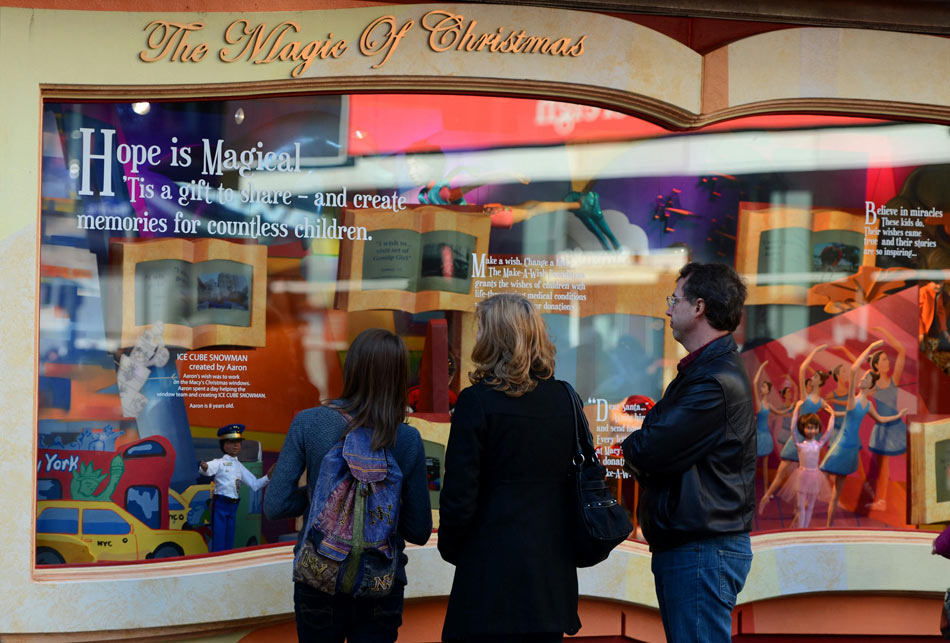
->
[560,380,594,470]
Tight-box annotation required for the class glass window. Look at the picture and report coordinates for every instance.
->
[37,479,62,501]
[125,486,161,529]
[168,493,184,511]
[36,91,950,563]
[123,440,166,458]
[186,490,211,527]
[83,509,132,535]
[423,440,444,511]
[36,507,78,534]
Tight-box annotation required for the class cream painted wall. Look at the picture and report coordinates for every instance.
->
[725,27,950,108]
[1,3,948,636]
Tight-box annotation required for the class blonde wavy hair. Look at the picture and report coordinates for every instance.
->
[468,294,556,396]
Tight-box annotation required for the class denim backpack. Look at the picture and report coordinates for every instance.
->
[293,420,404,597]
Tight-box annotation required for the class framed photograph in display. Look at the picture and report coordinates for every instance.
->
[908,417,950,524]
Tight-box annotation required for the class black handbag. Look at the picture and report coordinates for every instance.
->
[561,381,633,567]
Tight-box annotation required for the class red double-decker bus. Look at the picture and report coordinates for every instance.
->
[37,435,175,530]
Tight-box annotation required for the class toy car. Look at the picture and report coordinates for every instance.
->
[35,500,209,564]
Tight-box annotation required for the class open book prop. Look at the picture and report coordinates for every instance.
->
[736,203,873,306]
[110,238,267,349]
[335,205,490,314]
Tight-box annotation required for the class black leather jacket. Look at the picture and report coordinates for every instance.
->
[621,334,756,552]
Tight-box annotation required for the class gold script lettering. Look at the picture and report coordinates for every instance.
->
[419,10,585,58]
[220,20,271,63]
[359,15,414,69]
[220,20,348,77]
[140,21,208,63]
[420,10,464,52]
[257,22,306,64]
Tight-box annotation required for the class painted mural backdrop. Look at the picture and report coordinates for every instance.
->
[35,93,950,565]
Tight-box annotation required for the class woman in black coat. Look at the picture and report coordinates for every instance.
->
[438,294,580,642]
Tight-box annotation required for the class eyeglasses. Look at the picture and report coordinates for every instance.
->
[666,295,684,307]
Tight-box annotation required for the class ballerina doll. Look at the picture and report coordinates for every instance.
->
[752,361,792,491]
[779,411,835,528]
[820,340,908,527]
[866,325,908,511]
[773,383,797,446]
[759,344,831,516]
[826,346,858,447]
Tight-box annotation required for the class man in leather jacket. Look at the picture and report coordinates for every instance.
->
[622,262,755,642]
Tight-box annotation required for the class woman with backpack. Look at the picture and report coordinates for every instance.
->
[438,293,581,641]
[264,328,432,642]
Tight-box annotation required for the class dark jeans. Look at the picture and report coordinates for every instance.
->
[650,533,753,643]
[294,582,404,642]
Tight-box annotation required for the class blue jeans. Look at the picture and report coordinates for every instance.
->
[294,582,404,642]
[650,533,752,643]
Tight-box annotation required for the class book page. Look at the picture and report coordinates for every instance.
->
[360,229,423,292]
[189,260,254,328]
[134,260,193,327]
[417,230,478,294]
[756,227,811,283]
[812,229,863,273]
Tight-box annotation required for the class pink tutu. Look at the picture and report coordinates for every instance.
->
[778,467,833,504]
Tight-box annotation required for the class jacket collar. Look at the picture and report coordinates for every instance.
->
[678,333,737,373]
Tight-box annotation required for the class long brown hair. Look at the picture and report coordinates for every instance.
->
[469,294,556,397]
[334,328,409,449]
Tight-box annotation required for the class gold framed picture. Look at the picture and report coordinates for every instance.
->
[908,417,950,524]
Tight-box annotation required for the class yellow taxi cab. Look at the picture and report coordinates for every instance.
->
[35,500,209,564]
[177,483,212,530]
[168,489,188,530]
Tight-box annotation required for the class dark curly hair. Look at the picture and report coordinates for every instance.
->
[678,262,748,332]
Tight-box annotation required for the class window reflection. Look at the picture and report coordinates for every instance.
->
[35,93,950,565]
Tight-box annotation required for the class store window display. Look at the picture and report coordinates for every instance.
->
[34,92,950,565]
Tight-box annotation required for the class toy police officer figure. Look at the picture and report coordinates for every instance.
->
[199,423,272,552]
